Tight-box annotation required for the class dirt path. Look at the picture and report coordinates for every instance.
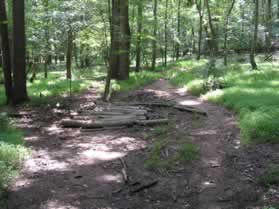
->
[6,80,278,209]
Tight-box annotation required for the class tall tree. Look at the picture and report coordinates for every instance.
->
[195,0,204,60]
[43,0,51,79]
[164,0,169,67]
[110,0,131,80]
[205,0,217,56]
[135,0,143,72]
[265,0,272,56]
[223,0,235,66]
[250,0,259,69]
[0,0,13,103]
[175,0,181,60]
[151,0,158,70]
[12,0,28,104]
[66,28,73,79]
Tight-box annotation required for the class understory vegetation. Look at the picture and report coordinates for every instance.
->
[2,57,278,145]
[167,58,279,144]
[0,115,28,204]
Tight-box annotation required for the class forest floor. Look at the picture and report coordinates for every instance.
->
[6,79,279,209]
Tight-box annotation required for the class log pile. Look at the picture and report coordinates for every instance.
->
[61,103,207,129]
[61,104,168,129]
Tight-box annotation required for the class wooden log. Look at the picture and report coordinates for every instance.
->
[81,126,126,132]
[135,119,169,126]
[61,118,135,128]
[72,114,142,121]
[131,102,207,116]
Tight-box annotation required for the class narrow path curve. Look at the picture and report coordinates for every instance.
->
[135,79,242,209]
[7,79,264,209]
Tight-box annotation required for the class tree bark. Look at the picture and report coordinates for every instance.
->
[195,0,203,60]
[265,0,272,56]
[192,26,196,54]
[151,0,158,70]
[43,0,50,79]
[12,0,28,104]
[164,0,169,67]
[0,0,13,104]
[110,0,131,80]
[205,0,217,55]
[250,0,259,70]
[223,0,235,66]
[135,0,143,72]
[175,0,181,60]
[66,29,73,79]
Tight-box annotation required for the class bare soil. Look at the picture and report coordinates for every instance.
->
[6,79,279,209]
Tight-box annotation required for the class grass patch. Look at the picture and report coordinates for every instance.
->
[27,71,93,105]
[0,114,28,205]
[113,70,164,92]
[175,143,199,162]
[167,59,279,144]
[261,164,279,187]
[0,69,97,106]
[144,139,199,171]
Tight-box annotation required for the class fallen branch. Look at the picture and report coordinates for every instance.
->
[131,102,207,116]
[130,180,159,194]
[119,158,129,184]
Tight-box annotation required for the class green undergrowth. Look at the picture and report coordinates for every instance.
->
[0,114,28,205]
[145,124,199,171]
[145,139,199,171]
[261,164,279,187]
[0,69,97,106]
[167,59,279,144]
[28,71,94,105]
[113,70,164,92]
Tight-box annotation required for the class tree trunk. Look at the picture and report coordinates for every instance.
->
[175,0,181,60]
[43,0,50,79]
[135,0,143,72]
[205,0,217,55]
[110,0,131,80]
[164,0,169,67]
[205,0,217,70]
[103,0,113,101]
[0,0,13,104]
[265,0,272,56]
[151,0,158,70]
[223,0,235,66]
[250,0,259,70]
[195,0,203,60]
[192,27,196,54]
[12,0,28,104]
[66,29,73,79]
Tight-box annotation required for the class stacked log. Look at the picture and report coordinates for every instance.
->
[61,103,207,129]
[61,105,168,129]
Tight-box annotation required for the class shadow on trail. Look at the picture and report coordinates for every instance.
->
[6,81,276,209]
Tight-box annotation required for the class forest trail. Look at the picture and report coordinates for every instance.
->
[6,79,274,209]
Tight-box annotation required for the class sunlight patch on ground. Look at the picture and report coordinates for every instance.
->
[24,136,39,142]
[175,87,187,95]
[96,174,122,183]
[40,200,79,209]
[13,178,34,191]
[178,99,202,106]
[192,129,218,136]
[144,89,172,98]
[109,136,146,151]
[80,150,126,162]
[46,124,65,135]
[25,150,70,172]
